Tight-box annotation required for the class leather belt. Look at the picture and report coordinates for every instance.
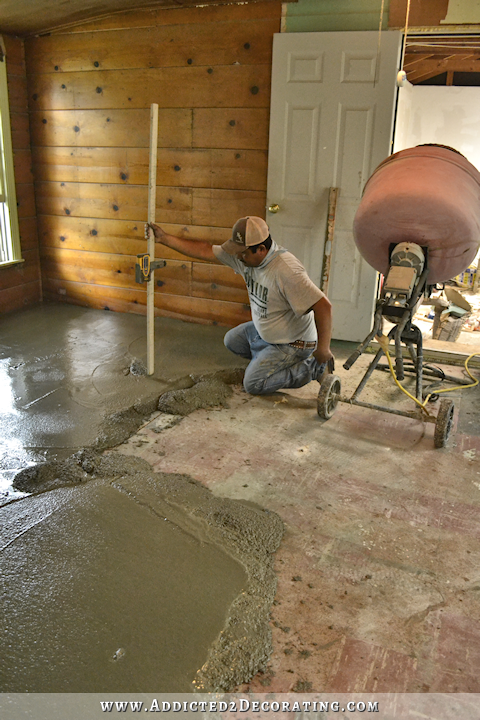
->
[289,340,316,349]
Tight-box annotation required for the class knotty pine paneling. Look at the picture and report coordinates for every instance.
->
[0,281,42,313]
[192,262,249,305]
[6,73,28,113]
[29,107,270,151]
[43,277,251,327]
[3,35,24,65]
[29,109,192,148]
[1,35,41,314]
[19,217,41,251]
[10,111,31,149]
[36,181,266,234]
[192,109,269,150]
[35,180,192,223]
[26,19,278,73]
[28,66,271,111]
[13,149,34,185]
[41,246,192,296]
[0,248,40,290]
[41,244,246,306]
[32,146,268,190]
[37,216,230,259]
[54,3,281,34]
[15,182,36,219]
[191,188,266,228]
[26,2,280,325]
[38,215,160,257]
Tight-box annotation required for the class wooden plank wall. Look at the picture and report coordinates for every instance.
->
[25,2,282,326]
[0,35,41,314]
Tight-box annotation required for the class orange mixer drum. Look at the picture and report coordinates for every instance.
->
[353,145,480,284]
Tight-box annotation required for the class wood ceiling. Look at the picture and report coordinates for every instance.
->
[404,35,480,85]
[0,0,287,37]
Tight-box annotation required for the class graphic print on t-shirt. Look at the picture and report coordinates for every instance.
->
[244,269,269,318]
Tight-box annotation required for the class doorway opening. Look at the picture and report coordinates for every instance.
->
[391,32,480,359]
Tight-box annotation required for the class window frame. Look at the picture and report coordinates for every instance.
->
[0,36,23,268]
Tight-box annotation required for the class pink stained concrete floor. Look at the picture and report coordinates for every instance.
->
[109,351,480,694]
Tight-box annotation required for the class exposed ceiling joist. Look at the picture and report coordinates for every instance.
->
[405,33,480,85]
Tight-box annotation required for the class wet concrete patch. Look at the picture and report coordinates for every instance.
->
[10,374,244,491]
[1,454,283,692]
[4,371,283,692]
[0,304,248,498]
[158,378,234,417]
[113,464,284,692]
[1,305,281,692]
[85,372,245,452]
[11,448,145,495]
[93,398,163,451]
[1,479,242,692]
[156,369,245,418]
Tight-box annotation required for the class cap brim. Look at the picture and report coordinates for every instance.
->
[221,239,245,255]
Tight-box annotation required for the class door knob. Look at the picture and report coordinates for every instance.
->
[268,204,280,214]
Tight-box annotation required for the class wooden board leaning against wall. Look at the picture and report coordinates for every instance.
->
[25,2,282,325]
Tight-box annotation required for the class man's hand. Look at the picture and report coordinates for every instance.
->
[145,222,165,241]
[313,348,335,373]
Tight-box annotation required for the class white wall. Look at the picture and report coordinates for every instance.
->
[394,84,480,172]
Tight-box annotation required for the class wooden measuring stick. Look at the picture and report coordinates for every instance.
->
[147,103,159,375]
[321,187,339,295]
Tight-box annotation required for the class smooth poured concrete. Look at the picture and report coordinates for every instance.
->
[0,452,283,692]
[0,302,284,693]
[1,479,247,692]
[0,301,247,498]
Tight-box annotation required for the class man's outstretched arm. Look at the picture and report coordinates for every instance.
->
[146,223,217,262]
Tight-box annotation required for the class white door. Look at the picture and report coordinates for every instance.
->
[267,31,402,341]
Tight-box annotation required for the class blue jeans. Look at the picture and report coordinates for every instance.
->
[224,321,325,395]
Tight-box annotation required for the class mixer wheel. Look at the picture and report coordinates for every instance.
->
[434,399,454,448]
[317,374,341,420]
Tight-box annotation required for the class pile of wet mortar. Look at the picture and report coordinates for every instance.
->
[1,377,284,692]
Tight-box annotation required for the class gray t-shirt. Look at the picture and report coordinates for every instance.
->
[213,241,325,344]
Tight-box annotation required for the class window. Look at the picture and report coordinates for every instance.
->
[0,37,22,266]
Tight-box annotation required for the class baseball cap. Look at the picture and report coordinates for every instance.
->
[221,216,270,255]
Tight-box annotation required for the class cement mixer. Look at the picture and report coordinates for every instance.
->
[354,144,480,284]
[317,145,480,448]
